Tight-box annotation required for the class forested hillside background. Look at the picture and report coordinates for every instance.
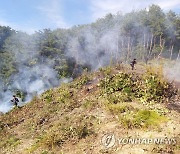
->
[0,5,180,111]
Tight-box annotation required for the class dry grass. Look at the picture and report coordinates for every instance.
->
[0,63,179,154]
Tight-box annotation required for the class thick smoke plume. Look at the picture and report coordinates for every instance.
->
[0,23,127,112]
[0,8,179,113]
[66,26,121,70]
[0,33,69,113]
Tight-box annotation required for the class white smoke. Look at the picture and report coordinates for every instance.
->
[0,91,13,113]
[0,33,68,113]
[0,64,61,113]
[67,24,122,70]
[164,61,180,82]
[0,9,179,113]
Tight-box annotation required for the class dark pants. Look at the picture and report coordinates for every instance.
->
[130,64,134,70]
[14,101,18,107]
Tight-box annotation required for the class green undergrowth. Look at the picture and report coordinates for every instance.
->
[99,69,177,104]
[0,135,21,149]
[98,66,177,128]
[70,74,91,89]
[99,66,114,76]
[104,100,167,129]
[119,109,167,129]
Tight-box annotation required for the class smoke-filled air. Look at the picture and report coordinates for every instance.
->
[1,1,180,154]
[0,4,180,112]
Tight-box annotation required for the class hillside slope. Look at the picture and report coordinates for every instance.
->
[0,63,180,154]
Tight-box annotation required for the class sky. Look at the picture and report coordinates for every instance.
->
[0,0,179,34]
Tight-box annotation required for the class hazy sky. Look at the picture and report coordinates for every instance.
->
[0,0,179,34]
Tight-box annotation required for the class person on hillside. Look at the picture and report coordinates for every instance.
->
[130,59,137,70]
[11,95,19,107]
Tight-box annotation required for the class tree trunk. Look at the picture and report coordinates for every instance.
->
[144,32,146,50]
[148,34,154,59]
[127,36,131,62]
[151,36,156,59]
[121,38,124,61]
[159,34,162,47]
[145,33,150,63]
[170,44,174,60]
[116,34,119,63]
[158,37,165,58]
[146,34,149,50]
[130,38,133,59]
[176,50,180,61]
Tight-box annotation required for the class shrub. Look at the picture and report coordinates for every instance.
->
[42,89,54,103]
[0,136,21,148]
[99,66,113,76]
[100,71,177,104]
[106,103,134,114]
[71,75,90,89]
[57,87,71,103]
[118,109,166,129]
